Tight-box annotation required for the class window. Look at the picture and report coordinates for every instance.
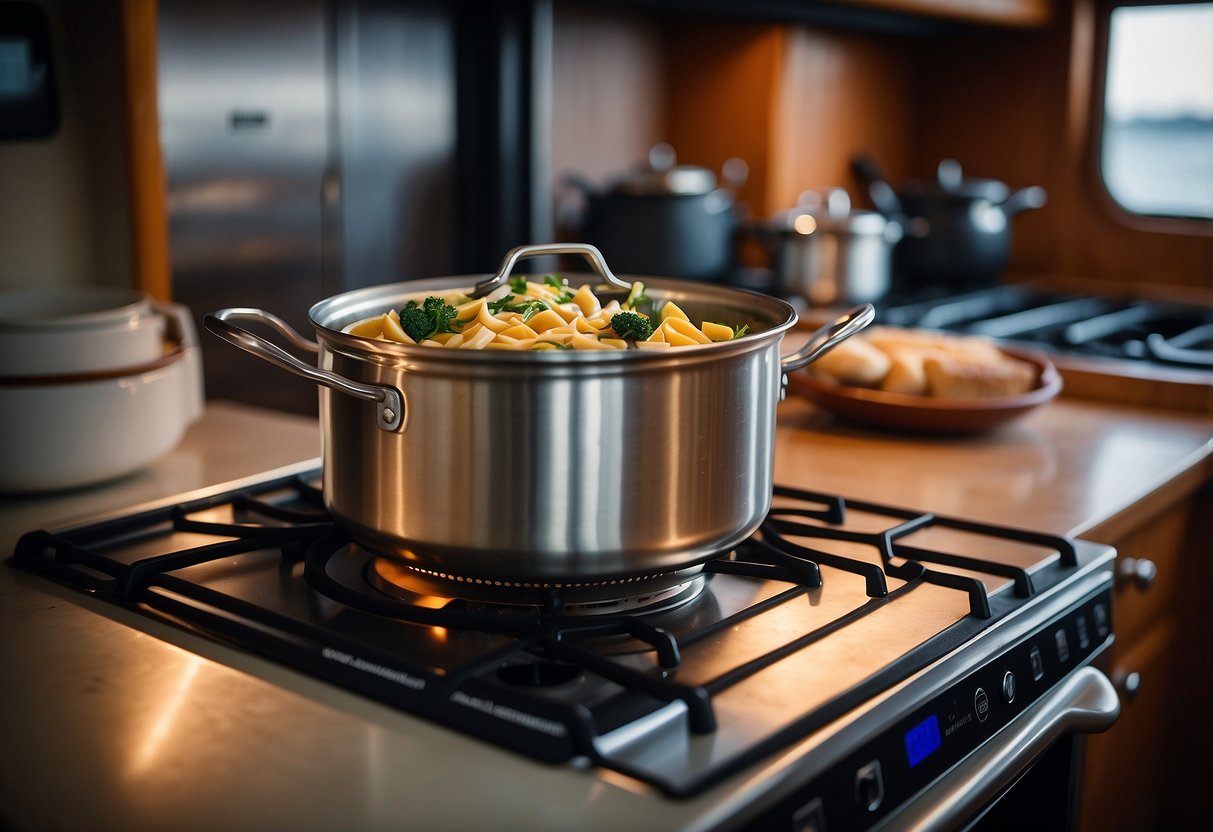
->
[1100,3,1213,220]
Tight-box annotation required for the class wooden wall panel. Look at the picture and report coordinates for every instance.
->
[664,24,784,216]
[770,28,916,216]
[664,24,917,221]
[549,6,668,200]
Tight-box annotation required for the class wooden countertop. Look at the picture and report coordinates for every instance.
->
[772,393,1212,544]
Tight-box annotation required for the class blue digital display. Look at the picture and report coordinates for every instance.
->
[904,714,942,767]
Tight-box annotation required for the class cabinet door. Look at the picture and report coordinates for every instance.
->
[1079,618,1178,831]
[1079,483,1212,831]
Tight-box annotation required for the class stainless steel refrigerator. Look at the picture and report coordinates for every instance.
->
[159,0,545,413]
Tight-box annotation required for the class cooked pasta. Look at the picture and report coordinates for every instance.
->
[342,276,750,351]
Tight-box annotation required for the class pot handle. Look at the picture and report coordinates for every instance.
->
[1000,185,1048,216]
[468,243,633,299]
[204,308,405,432]
[780,303,876,374]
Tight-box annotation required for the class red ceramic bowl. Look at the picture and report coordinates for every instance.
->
[788,347,1062,434]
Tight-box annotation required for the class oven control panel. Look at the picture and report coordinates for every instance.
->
[747,585,1113,832]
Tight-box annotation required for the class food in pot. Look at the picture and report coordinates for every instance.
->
[342,275,750,351]
[810,326,1036,398]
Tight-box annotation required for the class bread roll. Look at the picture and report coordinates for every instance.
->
[923,354,1037,399]
[866,326,1003,364]
[812,337,892,387]
[809,326,1039,400]
[880,351,929,395]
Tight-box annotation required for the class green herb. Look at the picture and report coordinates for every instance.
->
[489,295,548,320]
[509,275,528,294]
[513,300,547,321]
[622,281,649,312]
[399,296,459,342]
[487,294,517,314]
[542,274,574,304]
[610,311,654,341]
[731,324,749,339]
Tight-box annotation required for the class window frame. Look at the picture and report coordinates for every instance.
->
[1088,0,1213,235]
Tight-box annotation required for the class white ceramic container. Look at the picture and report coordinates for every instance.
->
[0,304,204,492]
[0,286,173,378]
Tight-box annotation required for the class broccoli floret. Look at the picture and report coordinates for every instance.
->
[399,296,459,342]
[399,305,431,342]
[610,311,654,341]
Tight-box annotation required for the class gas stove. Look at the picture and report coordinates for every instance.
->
[10,466,1120,829]
[881,283,1213,370]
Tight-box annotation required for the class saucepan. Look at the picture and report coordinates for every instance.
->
[205,243,873,582]
[565,144,747,282]
[748,188,903,307]
[852,154,1047,289]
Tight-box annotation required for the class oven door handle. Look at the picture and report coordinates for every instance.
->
[878,665,1120,832]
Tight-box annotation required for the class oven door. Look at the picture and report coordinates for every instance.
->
[878,666,1120,831]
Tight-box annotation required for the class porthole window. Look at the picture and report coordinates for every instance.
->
[1100,3,1213,220]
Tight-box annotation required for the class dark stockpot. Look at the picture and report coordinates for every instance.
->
[569,145,746,282]
[853,156,1047,290]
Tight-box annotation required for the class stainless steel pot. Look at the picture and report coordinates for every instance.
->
[205,243,872,582]
[751,189,902,307]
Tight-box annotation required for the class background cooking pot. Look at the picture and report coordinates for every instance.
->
[852,154,1047,290]
[749,188,902,308]
[205,243,872,583]
[565,144,747,282]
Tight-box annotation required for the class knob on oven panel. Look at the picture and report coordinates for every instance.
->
[744,586,1114,831]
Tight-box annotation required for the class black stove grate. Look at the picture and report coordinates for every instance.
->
[881,284,1213,368]
[9,470,1084,797]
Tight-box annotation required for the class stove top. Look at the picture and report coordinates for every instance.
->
[9,468,1116,818]
[881,284,1213,369]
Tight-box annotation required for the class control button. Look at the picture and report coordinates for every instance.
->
[855,761,884,812]
[792,797,827,832]
[1094,603,1109,638]
[1076,615,1090,650]
[974,687,990,722]
[1055,628,1070,663]
[1029,645,1045,681]
[1002,670,1016,703]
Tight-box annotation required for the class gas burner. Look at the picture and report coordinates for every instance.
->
[10,469,1116,804]
[368,557,708,616]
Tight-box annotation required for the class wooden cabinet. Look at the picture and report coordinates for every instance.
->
[830,0,1052,28]
[1079,479,1213,831]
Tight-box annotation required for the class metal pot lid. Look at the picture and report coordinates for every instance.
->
[901,159,1011,202]
[612,143,742,197]
[775,188,893,235]
[614,164,718,196]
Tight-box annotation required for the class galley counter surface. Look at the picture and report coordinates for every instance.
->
[1,397,1210,832]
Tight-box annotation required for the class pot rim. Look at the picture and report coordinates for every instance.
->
[308,272,800,363]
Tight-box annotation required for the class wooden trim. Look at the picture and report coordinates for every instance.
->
[118,0,171,301]
[841,0,1053,28]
